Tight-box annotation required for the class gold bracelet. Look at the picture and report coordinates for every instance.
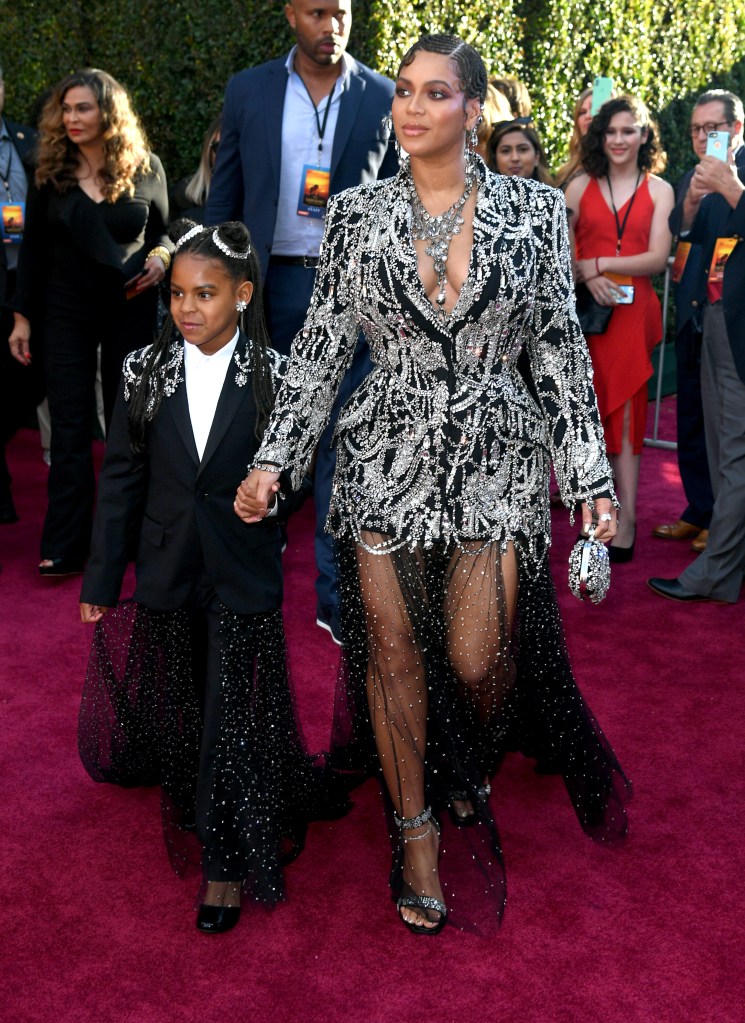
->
[146,245,171,271]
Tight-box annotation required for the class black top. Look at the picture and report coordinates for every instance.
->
[10,153,169,318]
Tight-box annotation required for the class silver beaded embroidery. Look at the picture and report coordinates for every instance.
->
[257,163,615,563]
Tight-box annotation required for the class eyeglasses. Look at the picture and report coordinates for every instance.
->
[688,120,731,137]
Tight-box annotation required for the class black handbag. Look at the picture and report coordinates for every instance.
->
[575,283,613,336]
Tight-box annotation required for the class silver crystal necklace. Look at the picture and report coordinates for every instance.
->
[408,163,476,321]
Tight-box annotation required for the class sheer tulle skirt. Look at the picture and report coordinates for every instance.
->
[78,602,346,906]
[330,535,631,933]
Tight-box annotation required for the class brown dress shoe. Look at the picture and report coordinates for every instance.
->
[690,529,709,553]
[651,519,702,541]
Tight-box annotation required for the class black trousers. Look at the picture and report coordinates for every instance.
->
[41,286,157,562]
[1,273,44,494]
[675,322,714,529]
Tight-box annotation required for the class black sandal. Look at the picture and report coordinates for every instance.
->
[447,782,491,828]
[394,806,447,936]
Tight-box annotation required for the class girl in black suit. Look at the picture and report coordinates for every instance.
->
[78,219,341,933]
[8,69,171,575]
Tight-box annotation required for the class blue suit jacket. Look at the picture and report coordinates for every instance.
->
[669,146,745,383]
[206,54,397,278]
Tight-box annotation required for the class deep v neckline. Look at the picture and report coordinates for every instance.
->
[408,187,480,326]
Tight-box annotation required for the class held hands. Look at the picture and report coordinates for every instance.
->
[580,499,617,542]
[234,469,281,523]
[80,602,110,623]
[8,313,31,365]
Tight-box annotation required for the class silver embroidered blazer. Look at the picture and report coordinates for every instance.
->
[257,163,614,556]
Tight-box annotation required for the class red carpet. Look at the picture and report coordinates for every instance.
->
[1,402,742,1023]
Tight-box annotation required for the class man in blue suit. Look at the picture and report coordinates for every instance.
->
[206,0,397,644]
[649,90,745,603]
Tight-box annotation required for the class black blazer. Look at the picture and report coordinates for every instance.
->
[206,53,397,279]
[81,334,306,614]
[10,153,170,319]
[669,146,745,383]
[0,118,38,304]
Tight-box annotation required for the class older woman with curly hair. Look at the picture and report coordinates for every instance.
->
[565,95,673,561]
[8,69,170,575]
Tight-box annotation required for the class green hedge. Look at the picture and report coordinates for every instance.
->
[3,0,745,189]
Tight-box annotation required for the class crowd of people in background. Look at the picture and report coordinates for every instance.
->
[1,0,744,939]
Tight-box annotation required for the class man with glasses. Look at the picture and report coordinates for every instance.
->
[649,89,745,602]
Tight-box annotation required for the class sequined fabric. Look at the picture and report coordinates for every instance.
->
[254,161,629,931]
[78,603,346,906]
[256,162,615,557]
[122,338,286,419]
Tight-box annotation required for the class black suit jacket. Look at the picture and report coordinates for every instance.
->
[669,146,745,383]
[206,53,397,278]
[81,334,305,613]
[0,118,38,304]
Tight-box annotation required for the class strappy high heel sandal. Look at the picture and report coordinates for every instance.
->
[394,806,447,936]
[447,782,491,828]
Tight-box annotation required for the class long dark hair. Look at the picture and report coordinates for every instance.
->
[128,218,274,452]
[581,95,667,178]
[487,120,554,184]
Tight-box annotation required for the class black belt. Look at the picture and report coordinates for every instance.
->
[269,254,319,268]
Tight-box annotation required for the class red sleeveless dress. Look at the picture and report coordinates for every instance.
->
[574,176,662,454]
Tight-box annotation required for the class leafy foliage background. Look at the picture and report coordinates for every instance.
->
[3,0,744,187]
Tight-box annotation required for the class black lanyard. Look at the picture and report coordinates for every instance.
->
[297,77,333,162]
[0,136,12,200]
[607,171,642,255]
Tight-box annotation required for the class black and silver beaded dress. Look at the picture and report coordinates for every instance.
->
[77,335,346,906]
[256,162,631,928]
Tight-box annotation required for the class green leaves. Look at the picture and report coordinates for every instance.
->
[4,0,744,187]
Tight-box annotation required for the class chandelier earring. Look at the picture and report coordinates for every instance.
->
[467,116,482,153]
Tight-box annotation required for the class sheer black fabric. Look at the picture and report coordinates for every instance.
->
[78,602,347,906]
[330,536,630,932]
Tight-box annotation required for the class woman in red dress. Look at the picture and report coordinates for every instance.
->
[566,96,673,560]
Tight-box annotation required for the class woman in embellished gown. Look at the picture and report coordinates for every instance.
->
[566,96,673,561]
[236,35,631,935]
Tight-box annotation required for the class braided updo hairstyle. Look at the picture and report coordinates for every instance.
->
[398,34,488,106]
[128,218,274,452]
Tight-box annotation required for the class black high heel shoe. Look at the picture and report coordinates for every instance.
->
[608,528,636,564]
[394,806,447,936]
[447,782,491,828]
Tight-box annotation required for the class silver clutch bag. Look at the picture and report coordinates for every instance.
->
[568,528,611,604]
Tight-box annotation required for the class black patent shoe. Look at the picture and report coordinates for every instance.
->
[196,904,241,934]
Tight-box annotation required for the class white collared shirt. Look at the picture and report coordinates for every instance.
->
[271,47,354,257]
[183,330,239,460]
